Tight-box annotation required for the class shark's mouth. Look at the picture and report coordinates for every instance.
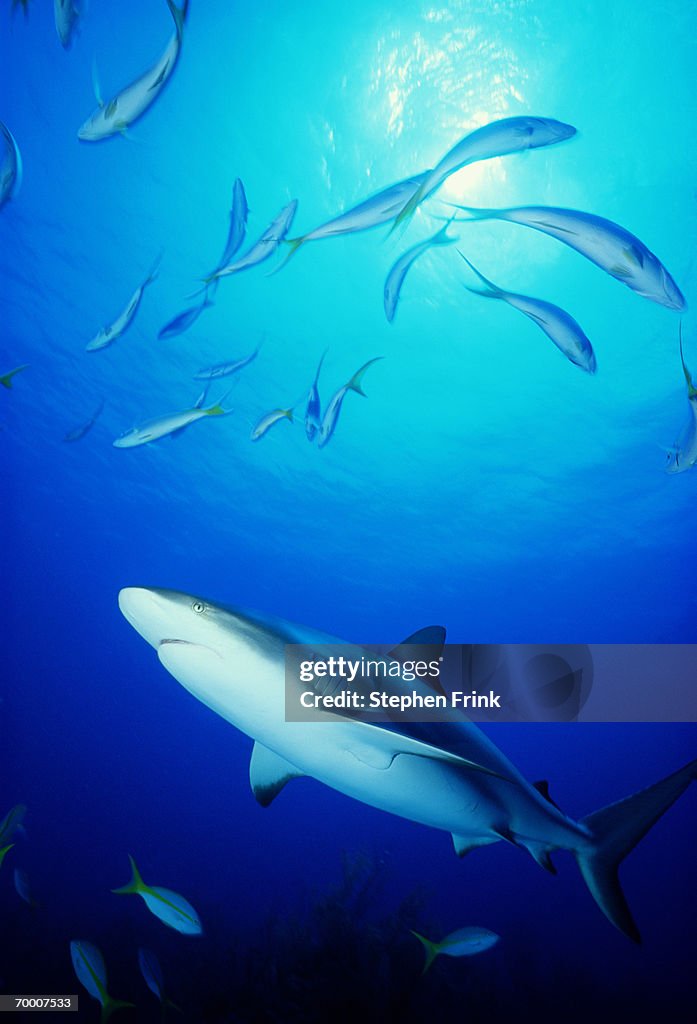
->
[159,639,195,647]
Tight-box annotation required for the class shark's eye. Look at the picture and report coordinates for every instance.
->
[192,601,205,614]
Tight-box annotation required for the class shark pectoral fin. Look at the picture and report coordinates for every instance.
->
[249,742,305,807]
[451,834,500,858]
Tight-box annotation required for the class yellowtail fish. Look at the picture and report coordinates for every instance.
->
[317,357,383,448]
[137,949,181,1015]
[208,200,298,281]
[305,350,327,441]
[158,290,214,341]
[394,115,576,228]
[194,345,260,381]
[70,940,134,1022]
[86,255,161,352]
[384,222,455,323]
[13,868,39,908]
[63,400,104,443]
[0,845,14,870]
[78,0,188,141]
[0,121,22,209]
[0,365,29,389]
[112,855,202,935]
[54,0,81,49]
[278,172,428,271]
[251,407,294,442]
[0,805,26,846]
[448,204,685,312]
[411,926,500,973]
[113,387,231,448]
[206,178,249,278]
[458,251,597,374]
[666,325,697,474]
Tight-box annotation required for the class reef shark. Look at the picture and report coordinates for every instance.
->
[118,587,696,942]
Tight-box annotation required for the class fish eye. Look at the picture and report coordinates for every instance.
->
[192,601,206,614]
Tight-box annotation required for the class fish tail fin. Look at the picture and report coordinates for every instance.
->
[410,930,439,974]
[144,251,164,288]
[164,998,184,1016]
[282,408,294,422]
[100,995,135,1023]
[0,365,28,389]
[390,179,429,234]
[457,250,503,299]
[346,356,384,396]
[678,321,697,398]
[0,844,15,866]
[574,758,697,943]
[268,237,306,277]
[165,0,188,40]
[432,217,458,247]
[112,854,146,895]
[442,202,498,221]
[204,404,226,417]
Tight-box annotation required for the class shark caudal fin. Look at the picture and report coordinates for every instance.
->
[410,930,440,974]
[575,758,697,942]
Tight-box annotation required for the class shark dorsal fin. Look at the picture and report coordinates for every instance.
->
[388,626,446,695]
[249,742,305,807]
[533,779,559,809]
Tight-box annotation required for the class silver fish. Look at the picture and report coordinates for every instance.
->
[666,325,697,474]
[395,116,576,226]
[458,251,596,374]
[158,290,214,341]
[210,200,297,280]
[305,350,327,441]
[63,400,104,443]
[78,0,188,141]
[384,222,454,323]
[194,346,260,381]
[215,178,249,272]
[114,388,231,448]
[318,357,383,449]
[86,255,160,352]
[54,0,82,50]
[0,121,22,209]
[448,204,685,312]
[13,868,37,908]
[251,407,294,442]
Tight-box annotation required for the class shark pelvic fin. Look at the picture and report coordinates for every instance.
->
[451,833,500,858]
[249,742,305,807]
[575,758,697,943]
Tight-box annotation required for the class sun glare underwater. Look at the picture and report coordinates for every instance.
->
[2,1,697,1022]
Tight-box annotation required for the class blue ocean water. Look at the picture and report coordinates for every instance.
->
[2,1,696,1021]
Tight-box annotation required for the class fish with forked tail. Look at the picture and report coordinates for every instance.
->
[78,0,188,141]
[458,251,597,374]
